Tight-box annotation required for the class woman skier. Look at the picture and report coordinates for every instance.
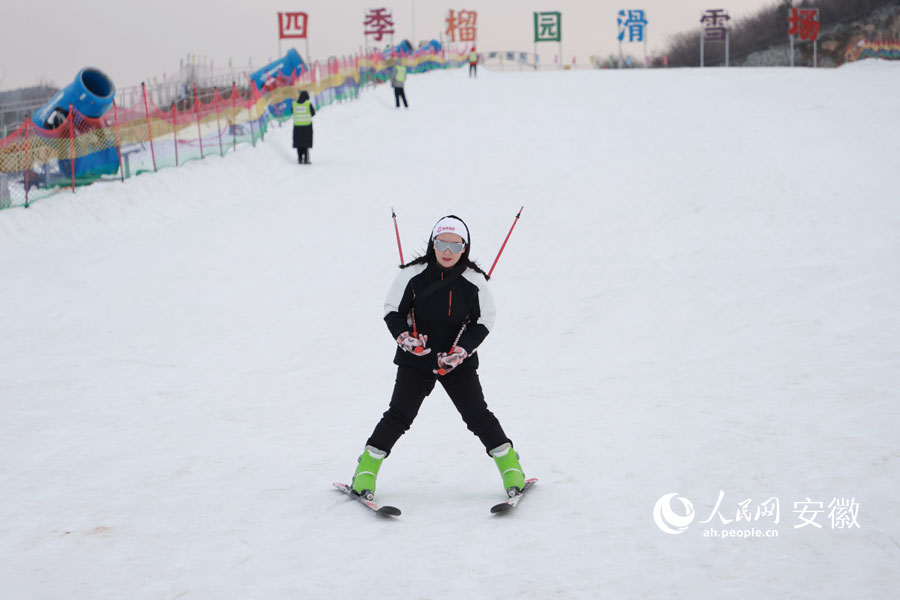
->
[292,90,315,164]
[349,215,526,500]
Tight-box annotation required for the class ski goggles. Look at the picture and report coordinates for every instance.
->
[433,239,466,254]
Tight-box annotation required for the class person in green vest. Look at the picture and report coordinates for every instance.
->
[391,59,408,108]
[468,47,479,77]
[292,90,316,164]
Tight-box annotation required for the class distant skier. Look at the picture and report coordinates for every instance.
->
[468,47,479,77]
[292,90,315,164]
[392,59,408,108]
[348,215,527,500]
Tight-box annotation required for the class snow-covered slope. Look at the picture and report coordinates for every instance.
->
[1,62,898,599]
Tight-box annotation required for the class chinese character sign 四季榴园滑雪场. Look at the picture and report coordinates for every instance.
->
[787,7,820,67]
[699,9,731,67]
[700,9,730,42]
[617,9,648,42]
[615,9,648,69]
[364,8,395,42]
[534,11,561,42]
[532,11,562,70]
[788,7,820,41]
[277,11,309,63]
[445,10,478,43]
[278,12,308,39]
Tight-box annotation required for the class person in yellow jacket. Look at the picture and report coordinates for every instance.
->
[292,90,316,164]
[468,47,479,78]
[391,59,408,108]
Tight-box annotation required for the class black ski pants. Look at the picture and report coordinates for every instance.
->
[393,87,408,108]
[367,365,511,456]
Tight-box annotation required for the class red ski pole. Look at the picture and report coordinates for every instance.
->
[439,208,523,375]
[391,206,405,264]
[392,208,425,354]
[488,206,523,278]
[408,307,425,354]
[437,321,467,376]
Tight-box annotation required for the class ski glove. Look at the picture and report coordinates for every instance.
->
[434,346,468,375]
[397,332,431,355]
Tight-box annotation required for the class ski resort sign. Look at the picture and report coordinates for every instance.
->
[445,9,478,43]
[788,7,821,67]
[534,11,562,42]
[788,7,821,41]
[616,9,648,68]
[700,9,731,67]
[364,8,395,43]
[278,12,308,39]
[533,11,562,71]
[277,12,310,60]
[700,9,730,41]
[617,9,648,42]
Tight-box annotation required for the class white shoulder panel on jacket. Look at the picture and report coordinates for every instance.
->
[462,270,496,332]
[384,263,428,316]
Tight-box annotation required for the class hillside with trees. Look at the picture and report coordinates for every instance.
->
[663,0,900,67]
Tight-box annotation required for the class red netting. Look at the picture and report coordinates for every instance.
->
[0,47,469,209]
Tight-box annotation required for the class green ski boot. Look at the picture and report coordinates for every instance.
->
[351,445,386,500]
[490,443,526,496]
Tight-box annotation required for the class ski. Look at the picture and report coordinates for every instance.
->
[333,482,401,516]
[491,478,538,514]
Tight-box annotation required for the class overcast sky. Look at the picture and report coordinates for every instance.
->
[1,0,778,92]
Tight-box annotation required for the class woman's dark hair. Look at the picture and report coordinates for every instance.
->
[400,214,490,280]
[298,90,309,102]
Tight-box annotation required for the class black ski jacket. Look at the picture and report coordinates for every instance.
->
[384,262,496,372]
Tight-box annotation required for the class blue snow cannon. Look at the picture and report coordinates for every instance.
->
[416,40,443,69]
[249,48,305,89]
[381,40,414,59]
[395,40,413,55]
[33,67,116,129]
[250,48,306,118]
[32,68,119,181]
